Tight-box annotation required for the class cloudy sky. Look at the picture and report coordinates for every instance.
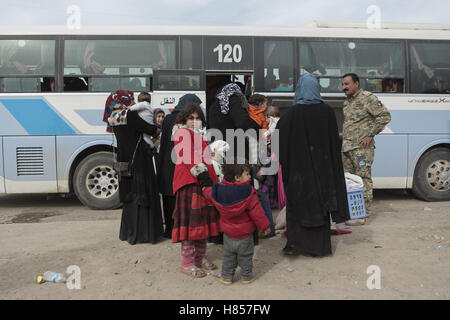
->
[1,0,448,27]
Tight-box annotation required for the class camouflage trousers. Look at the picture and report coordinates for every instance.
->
[342,147,375,212]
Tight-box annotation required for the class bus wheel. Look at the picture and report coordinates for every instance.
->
[73,151,121,210]
[412,148,450,201]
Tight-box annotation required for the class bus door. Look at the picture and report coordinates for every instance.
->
[152,70,206,113]
[205,73,253,107]
[3,136,58,193]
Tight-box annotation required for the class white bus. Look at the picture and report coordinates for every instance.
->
[0,23,449,209]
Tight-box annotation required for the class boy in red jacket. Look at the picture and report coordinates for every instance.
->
[191,162,270,285]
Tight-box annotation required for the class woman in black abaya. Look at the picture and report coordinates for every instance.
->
[276,74,349,256]
[107,91,164,245]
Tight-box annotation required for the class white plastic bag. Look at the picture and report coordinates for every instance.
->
[275,206,286,230]
[344,172,364,191]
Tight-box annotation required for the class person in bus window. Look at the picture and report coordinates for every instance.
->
[411,45,434,80]
[129,78,145,91]
[83,41,105,74]
[410,45,439,92]
[152,41,168,69]
[4,45,28,74]
[273,66,293,92]
[431,71,449,93]
[382,78,402,93]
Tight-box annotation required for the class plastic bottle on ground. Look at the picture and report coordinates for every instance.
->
[36,271,67,284]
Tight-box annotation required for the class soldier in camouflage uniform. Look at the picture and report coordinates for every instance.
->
[341,73,391,226]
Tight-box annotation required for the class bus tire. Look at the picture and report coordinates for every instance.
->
[412,148,450,202]
[73,151,121,210]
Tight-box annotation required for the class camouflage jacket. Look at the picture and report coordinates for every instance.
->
[342,89,391,152]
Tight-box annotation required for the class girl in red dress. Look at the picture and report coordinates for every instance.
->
[172,102,220,278]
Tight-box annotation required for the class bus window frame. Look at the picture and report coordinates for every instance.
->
[297,37,408,94]
[61,35,179,92]
[406,39,450,94]
[0,35,58,92]
[180,36,203,70]
[153,69,205,91]
[254,36,296,93]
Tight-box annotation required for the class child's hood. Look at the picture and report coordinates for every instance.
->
[209,179,255,217]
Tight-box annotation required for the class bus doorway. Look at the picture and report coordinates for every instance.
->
[205,73,253,108]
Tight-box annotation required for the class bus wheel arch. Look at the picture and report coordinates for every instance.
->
[70,147,121,210]
[412,145,450,202]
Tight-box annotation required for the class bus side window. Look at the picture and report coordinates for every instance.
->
[63,39,175,92]
[410,42,450,94]
[299,40,405,93]
[181,37,202,70]
[0,39,55,93]
[254,39,294,93]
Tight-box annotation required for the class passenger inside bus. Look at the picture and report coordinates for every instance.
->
[64,76,88,91]
[273,66,293,92]
[40,78,55,92]
[128,78,145,91]
[318,77,341,92]
[83,41,105,74]
[382,78,404,93]
[2,45,28,75]
[152,42,168,69]
[410,44,439,93]
[428,71,450,93]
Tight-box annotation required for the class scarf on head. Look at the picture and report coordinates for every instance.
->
[103,90,134,131]
[173,93,202,111]
[294,74,324,105]
[216,83,243,114]
[152,108,165,128]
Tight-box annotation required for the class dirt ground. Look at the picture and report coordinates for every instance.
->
[0,190,449,300]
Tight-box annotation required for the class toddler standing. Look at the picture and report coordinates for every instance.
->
[191,161,270,284]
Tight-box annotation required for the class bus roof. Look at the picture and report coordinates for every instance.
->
[1,22,450,40]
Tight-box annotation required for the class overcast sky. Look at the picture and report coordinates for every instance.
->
[1,0,449,27]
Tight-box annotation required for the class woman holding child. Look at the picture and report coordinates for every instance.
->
[106,90,164,245]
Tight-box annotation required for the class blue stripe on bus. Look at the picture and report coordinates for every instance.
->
[75,109,105,126]
[0,99,76,135]
[0,103,28,135]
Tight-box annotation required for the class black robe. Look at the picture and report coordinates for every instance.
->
[207,94,260,160]
[113,111,164,244]
[156,110,180,237]
[157,110,179,196]
[276,103,349,256]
